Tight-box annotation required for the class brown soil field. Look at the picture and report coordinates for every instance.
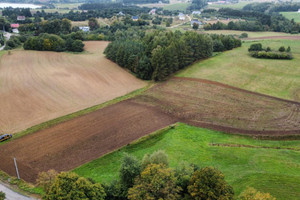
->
[133,77,300,135]
[0,101,177,183]
[0,41,146,133]
[0,78,299,182]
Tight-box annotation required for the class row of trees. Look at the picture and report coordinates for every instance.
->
[105,30,241,81]
[248,43,293,60]
[216,8,300,33]
[243,2,300,13]
[24,33,84,52]
[37,151,276,200]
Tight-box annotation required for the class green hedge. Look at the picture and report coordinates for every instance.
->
[250,51,293,60]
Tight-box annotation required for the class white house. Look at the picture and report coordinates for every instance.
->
[79,26,90,32]
[178,13,185,20]
[117,11,125,16]
[298,9,300,13]
[17,16,26,21]
[149,9,156,15]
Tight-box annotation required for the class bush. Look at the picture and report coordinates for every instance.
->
[142,150,169,169]
[44,172,106,200]
[266,47,271,52]
[250,51,293,59]
[248,43,262,52]
[238,187,276,200]
[188,167,234,200]
[4,36,22,50]
[239,33,248,38]
[0,191,5,200]
[278,46,285,52]
[36,169,58,193]
[286,46,291,52]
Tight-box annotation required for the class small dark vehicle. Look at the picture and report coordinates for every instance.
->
[0,134,12,142]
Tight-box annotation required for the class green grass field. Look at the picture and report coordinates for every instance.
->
[280,12,300,23]
[177,39,300,101]
[163,2,190,11]
[207,1,250,10]
[202,30,298,38]
[74,123,300,200]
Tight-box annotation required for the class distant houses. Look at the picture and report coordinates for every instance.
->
[17,16,26,21]
[190,19,202,27]
[79,26,90,32]
[298,9,300,13]
[132,16,139,21]
[178,13,185,20]
[117,11,125,16]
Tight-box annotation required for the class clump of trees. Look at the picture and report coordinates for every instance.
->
[105,30,241,81]
[24,33,84,52]
[248,43,293,59]
[4,36,22,50]
[36,151,276,200]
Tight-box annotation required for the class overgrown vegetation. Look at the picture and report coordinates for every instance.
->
[248,43,293,60]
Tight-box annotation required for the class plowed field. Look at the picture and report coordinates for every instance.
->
[1,78,299,183]
[0,41,145,133]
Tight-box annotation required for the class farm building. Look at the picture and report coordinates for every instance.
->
[178,13,185,20]
[132,16,139,21]
[17,16,25,21]
[191,19,202,27]
[79,26,90,32]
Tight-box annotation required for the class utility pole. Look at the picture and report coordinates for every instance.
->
[14,158,20,180]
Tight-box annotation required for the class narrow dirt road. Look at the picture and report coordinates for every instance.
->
[0,182,37,200]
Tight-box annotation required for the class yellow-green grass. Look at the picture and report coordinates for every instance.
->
[177,39,300,101]
[73,123,300,200]
[280,11,300,23]
[163,2,190,11]
[202,30,299,38]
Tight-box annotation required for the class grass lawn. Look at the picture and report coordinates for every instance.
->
[202,30,298,38]
[73,123,300,200]
[280,12,300,23]
[163,3,190,11]
[177,39,300,101]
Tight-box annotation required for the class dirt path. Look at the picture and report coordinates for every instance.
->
[0,41,145,133]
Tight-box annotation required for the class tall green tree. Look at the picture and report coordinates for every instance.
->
[88,18,100,31]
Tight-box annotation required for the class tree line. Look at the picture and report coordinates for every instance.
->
[104,30,241,81]
[243,2,300,13]
[37,151,276,200]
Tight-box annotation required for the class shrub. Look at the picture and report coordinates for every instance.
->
[188,167,234,200]
[286,46,291,52]
[250,51,293,59]
[36,169,58,193]
[119,154,141,190]
[239,33,248,38]
[238,187,276,200]
[248,43,262,52]
[142,150,169,169]
[266,47,271,52]
[278,46,285,52]
[0,191,5,200]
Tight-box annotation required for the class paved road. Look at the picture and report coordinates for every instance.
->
[0,32,13,51]
[0,183,37,200]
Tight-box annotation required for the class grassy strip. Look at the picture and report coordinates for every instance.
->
[3,83,152,143]
[74,123,300,200]
[0,170,43,196]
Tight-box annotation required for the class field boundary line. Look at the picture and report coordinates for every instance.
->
[210,143,300,151]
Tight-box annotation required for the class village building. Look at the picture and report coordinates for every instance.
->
[149,9,156,15]
[190,19,202,27]
[132,16,139,21]
[178,13,185,20]
[117,11,125,16]
[11,24,20,33]
[17,16,26,21]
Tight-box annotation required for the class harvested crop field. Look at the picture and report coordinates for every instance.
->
[0,41,145,133]
[133,77,300,135]
[0,100,177,183]
[1,78,299,183]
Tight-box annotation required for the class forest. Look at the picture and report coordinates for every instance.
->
[104,30,241,81]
